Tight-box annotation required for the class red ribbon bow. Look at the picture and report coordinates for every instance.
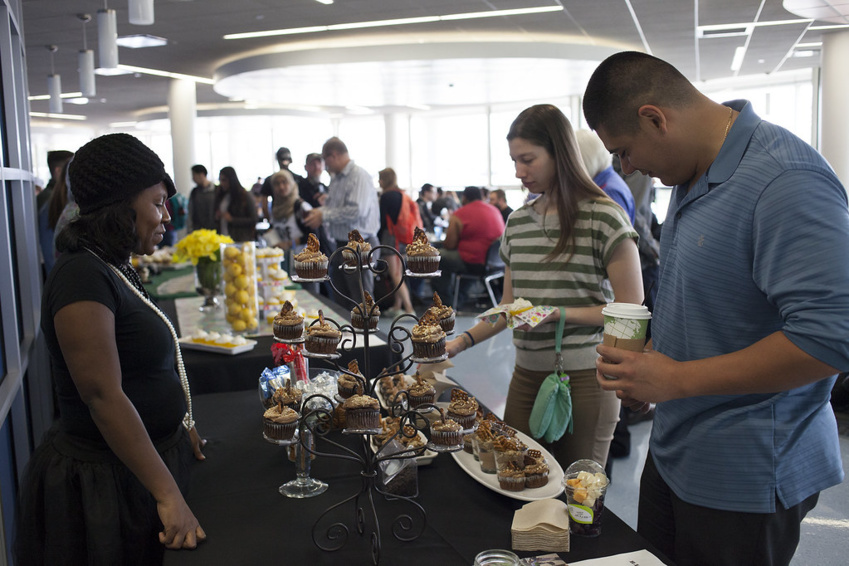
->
[271,342,308,382]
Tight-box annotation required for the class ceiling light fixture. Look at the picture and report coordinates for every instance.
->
[128,0,155,25]
[28,92,83,101]
[46,45,62,114]
[698,18,811,35]
[29,112,87,121]
[224,5,564,40]
[116,34,168,48]
[116,64,215,84]
[314,0,334,4]
[97,2,119,69]
[77,14,96,98]
[730,45,747,72]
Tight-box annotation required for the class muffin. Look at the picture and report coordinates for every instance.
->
[497,462,526,492]
[411,311,446,359]
[407,372,436,408]
[293,233,328,279]
[405,227,441,274]
[523,450,550,488]
[426,292,455,333]
[272,381,303,410]
[304,310,342,354]
[342,229,371,267]
[447,389,478,430]
[337,359,365,399]
[263,402,299,441]
[272,300,304,340]
[343,393,381,431]
[429,410,463,448]
[351,291,380,330]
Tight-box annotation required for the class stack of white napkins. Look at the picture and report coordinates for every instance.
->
[511,499,570,552]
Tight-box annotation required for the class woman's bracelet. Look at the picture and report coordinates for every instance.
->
[462,331,476,349]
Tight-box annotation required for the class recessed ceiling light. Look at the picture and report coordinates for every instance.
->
[116,34,168,48]
[315,0,333,5]
[29,112,87,121]
[28,91,83,101]
[95,67,134,76]
[65,97,90,105]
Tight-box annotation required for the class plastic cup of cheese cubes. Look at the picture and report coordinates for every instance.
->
[221,242,259,333]
[562,459,609,537]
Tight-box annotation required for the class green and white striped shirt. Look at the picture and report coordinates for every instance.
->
[501,198,637,372]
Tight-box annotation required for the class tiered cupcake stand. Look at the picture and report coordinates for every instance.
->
[265,243,472,565]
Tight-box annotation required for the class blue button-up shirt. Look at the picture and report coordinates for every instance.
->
[651,100,847,513]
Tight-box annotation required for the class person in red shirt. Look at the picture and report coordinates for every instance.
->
[433,186,504,303]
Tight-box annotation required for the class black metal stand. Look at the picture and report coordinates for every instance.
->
[273,243,455,565]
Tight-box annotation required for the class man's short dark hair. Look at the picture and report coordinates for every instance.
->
[321,137,348,158]
[191,164,207,176]
[420,183,434,195]
[276,147,292,162]
[583,51,696,135]
[463,186,482,202]
[492,189,506,202]
[305,153,322,165]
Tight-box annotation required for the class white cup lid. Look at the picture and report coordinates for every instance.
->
[601,302,652,319]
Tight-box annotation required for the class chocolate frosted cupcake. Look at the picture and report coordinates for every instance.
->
[272,381,303,410]
[343,393,380,431]
[407,371,436,408]
[337,359,365,399]
[497,462,526,492]
[426,292,455,333]
[429,409,463,448]
[405,227,440,274]
[351,291,380,330]
[447,389,478,430]
[342,229,371,267]
[411,310,446,359]
[263,402,299,441]
[272,300,304,340]
[523,450,550,488]
[304,310,342,354]
[293,233,328,279]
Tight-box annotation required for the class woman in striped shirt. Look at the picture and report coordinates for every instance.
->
[447,104,643,469]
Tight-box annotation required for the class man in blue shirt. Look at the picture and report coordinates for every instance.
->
[584,51,848,565]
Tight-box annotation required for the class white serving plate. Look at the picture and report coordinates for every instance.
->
[178,336,257,355]
[451,429,564,502]
[370,430,437,466]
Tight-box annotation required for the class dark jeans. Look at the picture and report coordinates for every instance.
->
[639,451,818,566]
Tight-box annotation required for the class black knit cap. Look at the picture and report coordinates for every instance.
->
[69,133,176,215]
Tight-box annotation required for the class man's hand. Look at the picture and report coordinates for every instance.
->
[303,208,323,229]
[595,344,682,404]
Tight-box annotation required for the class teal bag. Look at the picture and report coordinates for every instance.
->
[528,307,574,443]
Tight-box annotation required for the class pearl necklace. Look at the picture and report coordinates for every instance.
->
[85,249,195,431]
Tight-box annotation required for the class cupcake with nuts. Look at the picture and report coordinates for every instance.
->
[342,229,371,267]
[447,388,478,431]
[293,233,328,279]
[343,393,381,432]
[272,381,303,410]
[272,300,304,340]
[429,408,463,449]
[523,450,550,488]
[304,310,342,354]
[337,359,365,399]
[405,227,441,274]
[497,462,526,492]
[407,371,436,409]
[351,291,380,331]
[411,310,446,359]
[426,292,455,334]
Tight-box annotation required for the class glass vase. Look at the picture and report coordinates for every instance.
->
[194,256,222,311]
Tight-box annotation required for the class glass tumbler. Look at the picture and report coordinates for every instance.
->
[474,549,521,565]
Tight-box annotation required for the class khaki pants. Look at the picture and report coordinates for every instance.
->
[503,366,620,469]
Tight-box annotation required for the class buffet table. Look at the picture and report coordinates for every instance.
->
[164,389,671,566]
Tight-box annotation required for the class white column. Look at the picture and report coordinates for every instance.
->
[821,30,849,187]
[384,113,412,190]
[167,78,197,196]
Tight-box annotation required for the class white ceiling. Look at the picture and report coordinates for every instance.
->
[21,0,847,127]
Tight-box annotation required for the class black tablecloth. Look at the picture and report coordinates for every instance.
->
[164,390,670,566]
[157,295,397,395]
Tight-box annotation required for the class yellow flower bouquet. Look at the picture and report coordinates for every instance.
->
[172,229,234,265]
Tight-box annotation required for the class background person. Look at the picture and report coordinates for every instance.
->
[446,104,643,469]
[377,167,419,317]
[575,129,636,224]
[15,133,206,565]
[488,188,514,224]
[216,166,258,242]
[187,164,218,232]
[585,51,849,566]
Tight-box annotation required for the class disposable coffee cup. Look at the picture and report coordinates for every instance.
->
[600,303,651,380]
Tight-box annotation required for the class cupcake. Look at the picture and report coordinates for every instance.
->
[407,371,436,408]
[405,227,441,274]
[351,291,380,330]
[497,462,526,492]
[293,233,328,279]
[272,381,303,409]
[263,401,299,441]
[411,310,446,359]
[342,229,371,267]
[305,310,342,354]
[523,450,550,488]
[337,359,365,399]
[493,436,528,472]
[272,300,304,340]
[426,292,455,333]
[447,389,478,430]
[343,393,380,431]
[429,409,463,448]
[374,416,401,447]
